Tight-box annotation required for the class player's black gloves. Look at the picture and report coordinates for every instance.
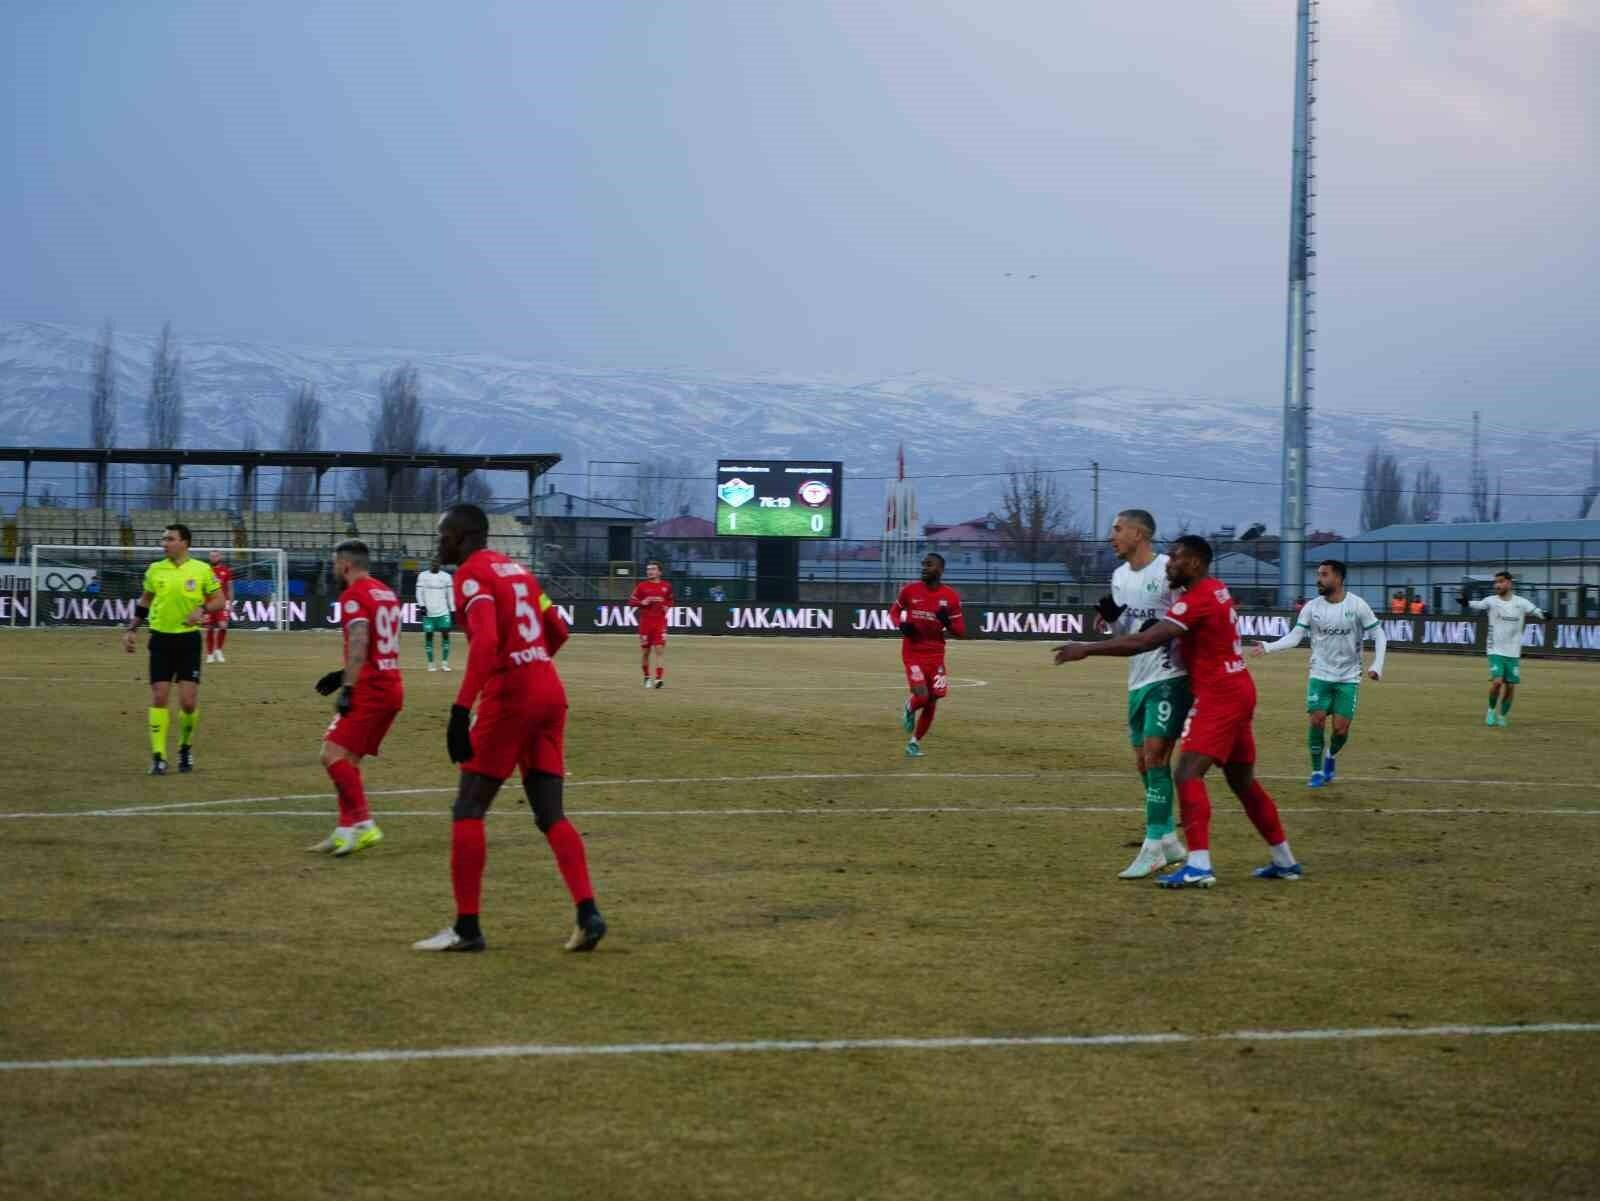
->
[936,608,952,629]
[898,621,916,637]
[447,704,474,764]
[336,686,354,715]
[314,669,344,696]
[1095,595,1126,624]
[1457,591,1470,608]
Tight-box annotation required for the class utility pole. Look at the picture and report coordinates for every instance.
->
[1090,460,1100,538]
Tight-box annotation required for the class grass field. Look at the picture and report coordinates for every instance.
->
[2,629,1598,1200]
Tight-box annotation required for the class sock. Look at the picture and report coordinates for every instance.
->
[642,658,650,678]
[216,628,227,649]
[1329,730,1348,757]
[450,818,486,921]
[1499,695,1514,716]
[1308,725,1325,773]
[1270,841,1296,868]
[907,692,929,713]
[655,666,663,680]
[178,708,199,748]
[205,628,215,655]
[1240,779,1288,847]
[1187,848,1212,872]
[1176,777,1211,852]
[914,700,937,740]
[544,818,595,904]
[326,759,370,825]
[1488,689,1498,712]
[441,635,449,663]
[148,707,169,757]
[425,632,434,663]
[1144,765,1175,840]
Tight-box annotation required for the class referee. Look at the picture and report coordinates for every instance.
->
[122,523,224,774]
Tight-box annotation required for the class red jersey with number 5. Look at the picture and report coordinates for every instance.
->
[453,549,567,706]
[1164,576,1253,703]
[340,576,405,704]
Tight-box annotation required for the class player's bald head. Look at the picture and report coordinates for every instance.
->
[437,503,488,566]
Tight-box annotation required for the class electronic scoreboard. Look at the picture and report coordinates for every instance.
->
[714,460,843,538]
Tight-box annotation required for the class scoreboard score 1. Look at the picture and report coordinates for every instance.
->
[715,460,843,538]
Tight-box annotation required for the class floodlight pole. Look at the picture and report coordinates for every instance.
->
[1278,0,1318,608]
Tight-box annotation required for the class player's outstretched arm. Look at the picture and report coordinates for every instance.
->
[1252,624,1307,657]
[1054,619,1180,664]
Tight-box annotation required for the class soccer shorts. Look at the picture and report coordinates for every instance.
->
[462,697,567,782]
[1306,678,1360,719]
[203,608,229,627]
[1487,654,1522,685]
[638,624,667,649]
[1127,677,1192,747]
[324,697,402,758]
[148,631,204,684]
[904,657,949,699]
[421,613,453,635]
[1179,694,1257,765]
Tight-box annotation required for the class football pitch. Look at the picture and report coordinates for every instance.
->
[2,630,1598,1200]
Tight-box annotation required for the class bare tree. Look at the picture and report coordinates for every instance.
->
[634,456,699,520]
[358,366,428,510]
[277,383,323,511]
[86,321,117,508]
[998,461,1076,563]
[145,322,184,507]
[1360,445,1406,532]
[1409,462,1442,524]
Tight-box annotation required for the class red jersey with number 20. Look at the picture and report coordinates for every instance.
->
[340,576,404,704]
[454,549,567,706]
[1164,577,1253,703]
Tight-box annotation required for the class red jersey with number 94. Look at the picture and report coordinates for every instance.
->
[454,549,567,706]
[1164,576,1254,703]
[340,576,405,704]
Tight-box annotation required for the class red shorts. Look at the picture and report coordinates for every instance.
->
[1179,693,1256,765]
[904,656,949,699]
[463,697,567,782]
[324,698,402,758]
[638,625,667,649]
[205,608,230,627]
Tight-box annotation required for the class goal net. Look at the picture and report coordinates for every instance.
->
[21,546,290,631]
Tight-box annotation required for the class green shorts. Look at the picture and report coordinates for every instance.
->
[421,613,453,635]
[1487,654,1521,685]
[1306,678,1359,719]
[1127,678,1192,747]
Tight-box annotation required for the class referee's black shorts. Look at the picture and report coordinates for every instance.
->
[148,631,203,684]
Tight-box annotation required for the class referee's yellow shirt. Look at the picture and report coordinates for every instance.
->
[142,557,221,634]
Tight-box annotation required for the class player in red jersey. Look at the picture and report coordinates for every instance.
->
[413,504,605,954]
[890,552,966,758]
[309,540,403,857]
[1053,535,1300,888]
[204,549,234,662]
[628,560,674,688]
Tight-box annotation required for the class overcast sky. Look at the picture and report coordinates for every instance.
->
[5,1,1596,423]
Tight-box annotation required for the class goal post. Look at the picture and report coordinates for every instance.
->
[26,545,290,631]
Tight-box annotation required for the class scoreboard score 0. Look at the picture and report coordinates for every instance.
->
[715,460,843,538]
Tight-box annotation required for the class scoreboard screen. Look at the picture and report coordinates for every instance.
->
[715,460,843,538]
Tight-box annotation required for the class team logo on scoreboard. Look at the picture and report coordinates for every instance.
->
[796,480,832,507]
[717,478,756,508]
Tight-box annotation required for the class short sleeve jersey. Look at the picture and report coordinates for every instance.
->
[142,557,220,634]
[629,579,674,629]
[1164,577,1252,700]
[1474,595,1544,659]
[1296,595,1381,684]
[454,549,566,705]
[340,576,404,702]
[1111,554,1186,691]
[212,563,233,599]
[891,581,965,657]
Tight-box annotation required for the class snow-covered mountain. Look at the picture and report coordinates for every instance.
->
[1,320,1593,535]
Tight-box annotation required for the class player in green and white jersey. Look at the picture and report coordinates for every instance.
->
[1097,509,1191,878]
[415,558,455,671]
[1249,559,1386,788]
[1465,571,1545,727]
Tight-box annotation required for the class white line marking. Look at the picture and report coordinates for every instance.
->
[3,1021,1594,1074]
